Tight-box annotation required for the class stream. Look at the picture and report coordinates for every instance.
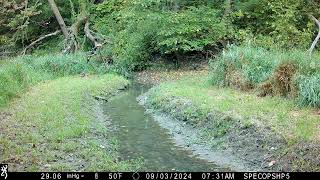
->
[103,83,231,171]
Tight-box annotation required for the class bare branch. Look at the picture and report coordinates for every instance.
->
[308,15,320,55]
[84,19,102,48]
[21,30,61,55]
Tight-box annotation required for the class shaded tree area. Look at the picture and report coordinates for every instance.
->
[1,0,320,72]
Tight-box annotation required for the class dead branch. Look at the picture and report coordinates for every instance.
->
[308,15,320,55]
[21,30,61,55]
[84,19,102,49]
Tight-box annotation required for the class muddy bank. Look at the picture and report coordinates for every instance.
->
[139,92,320,172]
[138,95,260,171]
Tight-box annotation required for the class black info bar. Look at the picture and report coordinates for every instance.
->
[1,172,319,180]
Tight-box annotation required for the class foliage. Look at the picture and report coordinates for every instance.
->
[156,6,227,55]
[2,0,320,73]
[94,0,227,72]
[233,0,318,49]
[0,0,83,54]
[297,75,320,107]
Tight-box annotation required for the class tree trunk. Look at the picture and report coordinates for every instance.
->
[47,0,68,38]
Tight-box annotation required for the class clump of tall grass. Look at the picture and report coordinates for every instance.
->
[297,75,320,107]
[0,53,110,107]
[209,44,320,108]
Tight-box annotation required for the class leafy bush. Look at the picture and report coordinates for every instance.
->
[233,0,315,49]
[156,6,227,55]
[111,12,160,72]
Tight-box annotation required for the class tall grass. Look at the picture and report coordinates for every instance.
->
[209,44,320,108]
[0,53,109,107]
[297,75,320,107]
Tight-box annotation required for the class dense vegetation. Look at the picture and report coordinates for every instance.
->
[2,0,320,66]
[210,44,320,108]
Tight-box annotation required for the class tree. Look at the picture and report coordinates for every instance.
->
[46,0,105,54]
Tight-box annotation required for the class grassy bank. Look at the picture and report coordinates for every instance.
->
[0,74,143,171]
[144,75,320,171]
[0,53,109,108]
[210,45,320,108]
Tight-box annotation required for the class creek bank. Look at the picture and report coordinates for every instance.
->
[103,82,230,171]
[0,75,141,171]
[138,95,254,171]
[139,76,320,172]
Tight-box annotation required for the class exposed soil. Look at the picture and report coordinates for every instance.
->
[138,95,252,171]
[135,64,208,85]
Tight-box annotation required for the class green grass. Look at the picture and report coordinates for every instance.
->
[145,75,320,142]
[0,53,110,108]
[0,74,142,171]
[209,44,320,108]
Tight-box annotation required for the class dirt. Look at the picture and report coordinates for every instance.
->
[135,68,208,85]
[0,112,12,122]
[138,95,253,171]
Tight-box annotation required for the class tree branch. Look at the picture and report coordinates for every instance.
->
[21,30,61,55]
[84,19,102,48]
[308,15,320,55]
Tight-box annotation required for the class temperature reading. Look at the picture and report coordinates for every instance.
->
[108,173,123,180]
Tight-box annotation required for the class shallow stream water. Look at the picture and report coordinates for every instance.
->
[103,83,231,171]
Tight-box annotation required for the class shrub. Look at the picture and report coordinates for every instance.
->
[233,0,315,49]
[156,6,227,55]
